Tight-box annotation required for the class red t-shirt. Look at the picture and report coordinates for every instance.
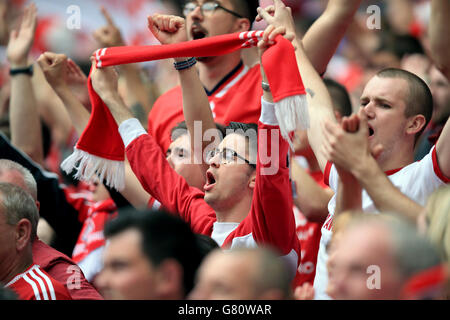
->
[5,264,72,300]
[126,115,301,277]
[148,62,263,152]
[293,170,327,287]
[32,239,103,300]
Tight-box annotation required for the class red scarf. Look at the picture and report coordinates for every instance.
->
[61,31,308,190]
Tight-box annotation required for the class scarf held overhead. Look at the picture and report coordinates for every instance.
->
[61,31,309,191]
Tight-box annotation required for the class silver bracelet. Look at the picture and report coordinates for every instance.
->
[261,81,270,92]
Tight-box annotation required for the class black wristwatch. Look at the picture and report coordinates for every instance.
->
[10,64,33,76]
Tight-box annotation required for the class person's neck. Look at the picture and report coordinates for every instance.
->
[0,254,33,284]
[377,142,415,172]
[214,195,252,223]
[198,52,242,92]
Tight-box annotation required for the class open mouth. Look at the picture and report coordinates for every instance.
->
[191,25,207,40]
[204,170,217,191]
[368,125,375,137]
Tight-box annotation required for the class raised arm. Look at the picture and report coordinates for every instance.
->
[37,52,90,135]
[6,3,43,164]
[93,6,156,127]
[257,1,336,173]
[257,0,362,75]
[243,26,301,278]
[38,53,151,209]
[435,117,450,179]
[148,14,218,174]
[429,0,450,80]
[90,62,215,234]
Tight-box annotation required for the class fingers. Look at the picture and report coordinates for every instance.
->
[256,6,274,23]
[147,15,159,37]
[356,107,369,137]
[149,14,184,33]
[255,5,274,22]
[100,6,115,27]
[273,0,287,9]
[37,52,67,68]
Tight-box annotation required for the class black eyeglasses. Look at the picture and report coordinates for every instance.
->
[183,1,243,18]
[206,148,256,168]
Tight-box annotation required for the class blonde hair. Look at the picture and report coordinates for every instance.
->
[425,186,450,263]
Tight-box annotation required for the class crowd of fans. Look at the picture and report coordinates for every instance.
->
[0,0,449,301]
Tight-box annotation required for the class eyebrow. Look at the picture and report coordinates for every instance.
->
[360,96,393,105]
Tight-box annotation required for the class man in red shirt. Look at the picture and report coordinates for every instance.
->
[148,0,363,152]
[0,159,103,300]
[0,183,71,300]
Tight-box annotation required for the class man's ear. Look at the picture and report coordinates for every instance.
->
[406,114,427,136]
[15,218,32,252]
[248,171,256,189]
[234,18,251,33]
[155,259,184,299]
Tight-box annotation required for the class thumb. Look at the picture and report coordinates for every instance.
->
[357,107,369,137]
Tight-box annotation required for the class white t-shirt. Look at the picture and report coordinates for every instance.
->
[313,145,449,299]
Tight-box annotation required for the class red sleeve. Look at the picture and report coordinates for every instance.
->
[323,161,333,187]
[250,121,300,260]
[432,146,450,183]
[126,133,216,235]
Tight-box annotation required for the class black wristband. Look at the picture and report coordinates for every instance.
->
[10,65,33,76]
[173,57,197,71]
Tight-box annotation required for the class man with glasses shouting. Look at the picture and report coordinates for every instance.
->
[87,16,302,279]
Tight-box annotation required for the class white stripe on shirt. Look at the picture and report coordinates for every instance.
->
[28,269,49,300]
[34,267,56,300]
[22,274,41,300]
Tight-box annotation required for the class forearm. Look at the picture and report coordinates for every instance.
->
[353,156,424,221]
[334,169,362,215]
[119,159,151,209]
[178,60,216,168]
[303,0,362,75]
[254,99,294,254]
[102,91,135,125]
[435,117,450,178]
[429,0,450,79]
[9,69,44,164]
[119,64,155,121]
[294,38,336,171]
[291,160,333,223]
[53,85,90,137]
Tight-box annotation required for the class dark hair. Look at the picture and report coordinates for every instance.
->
[224,122,258,166]
[376,68,433,141]
[229,0,260,26]
[104,208,204,296]
[170,120,226,142]
[195,234,219,258]
[377,34,424,60]
[324,78,353,117]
